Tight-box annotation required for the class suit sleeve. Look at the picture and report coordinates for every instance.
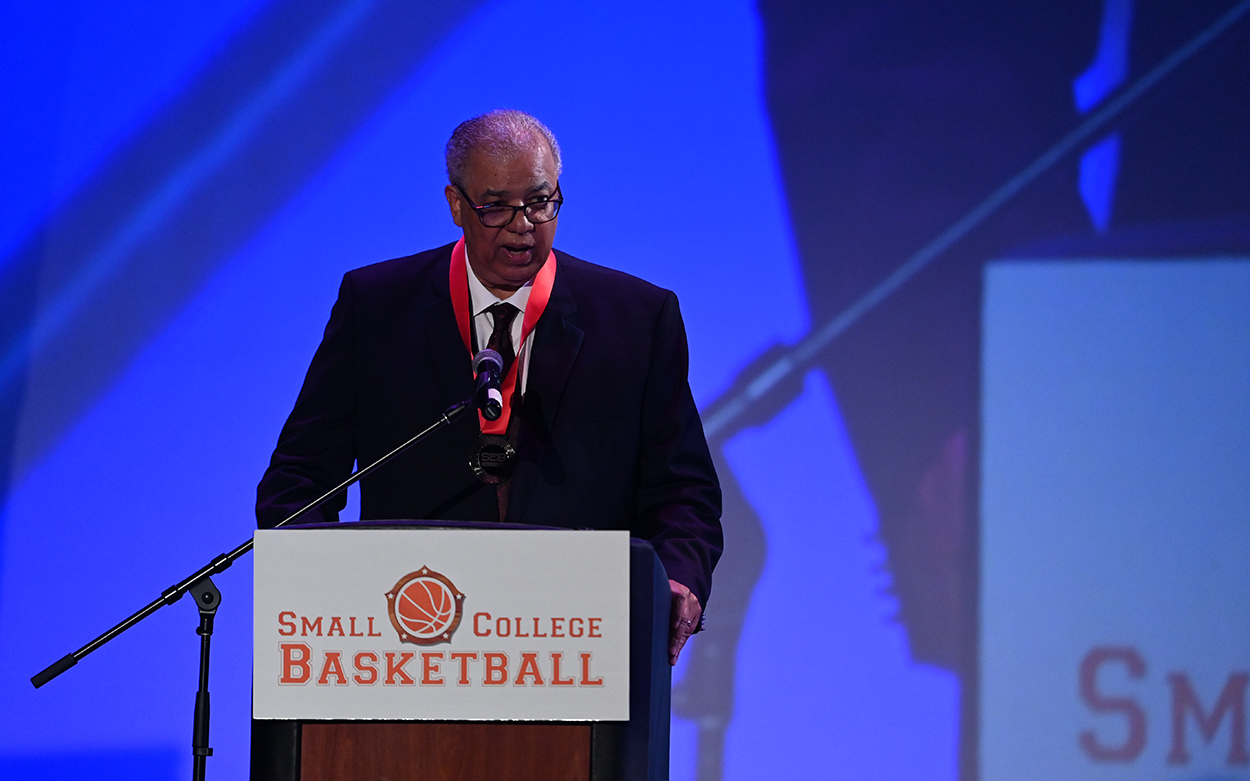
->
[256,274,358,528]
[636,290,723,610]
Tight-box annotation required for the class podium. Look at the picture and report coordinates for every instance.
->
[250,521,672,781]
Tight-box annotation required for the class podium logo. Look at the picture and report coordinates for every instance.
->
[385,567,466,645]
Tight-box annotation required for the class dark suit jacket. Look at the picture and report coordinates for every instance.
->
[256,242,722,607]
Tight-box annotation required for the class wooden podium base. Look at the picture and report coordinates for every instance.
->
[301,722,591,781]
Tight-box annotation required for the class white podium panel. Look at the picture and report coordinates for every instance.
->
[253,528,630,721]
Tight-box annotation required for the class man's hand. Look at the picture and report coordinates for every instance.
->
[668,579,702,666]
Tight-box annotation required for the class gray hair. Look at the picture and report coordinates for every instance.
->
[445,109,563,189]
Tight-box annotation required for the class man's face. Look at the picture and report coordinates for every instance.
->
[445,137,559,298]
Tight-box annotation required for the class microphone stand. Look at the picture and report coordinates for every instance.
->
[30,397,474,780]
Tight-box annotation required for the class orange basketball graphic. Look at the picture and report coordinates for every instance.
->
[385,567,465,645]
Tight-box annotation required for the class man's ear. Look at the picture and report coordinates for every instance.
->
[445,184,464,228]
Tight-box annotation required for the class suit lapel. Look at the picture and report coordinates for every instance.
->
[507,255,583,522]
[418,249,475,406]
[526,263,582,435]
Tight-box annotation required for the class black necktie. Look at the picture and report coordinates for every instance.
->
[485,303,520,375]
[484,303,521,523]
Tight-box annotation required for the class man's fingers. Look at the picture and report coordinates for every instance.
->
[667,579,702,665]
[669,628,691,664]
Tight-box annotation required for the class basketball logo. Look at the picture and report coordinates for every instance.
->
[385,567,465,645]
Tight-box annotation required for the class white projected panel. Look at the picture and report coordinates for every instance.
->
[980,259,1250,779]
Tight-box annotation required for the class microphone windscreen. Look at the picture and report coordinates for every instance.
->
[473,348,503,373]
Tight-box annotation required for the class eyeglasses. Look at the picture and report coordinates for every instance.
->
[456,184,563,228]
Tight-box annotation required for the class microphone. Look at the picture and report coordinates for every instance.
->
[472,348,504,420]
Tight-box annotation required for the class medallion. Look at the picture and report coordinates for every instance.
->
[470,434,515,484]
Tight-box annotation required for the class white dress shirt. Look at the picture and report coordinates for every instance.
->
[465,252,537,395]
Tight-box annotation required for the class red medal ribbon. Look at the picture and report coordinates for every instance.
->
[449,237,556,434]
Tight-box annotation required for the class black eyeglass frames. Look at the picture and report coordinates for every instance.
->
[455,184,563,228]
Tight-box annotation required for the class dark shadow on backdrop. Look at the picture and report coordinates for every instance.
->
[672,1,1250,779]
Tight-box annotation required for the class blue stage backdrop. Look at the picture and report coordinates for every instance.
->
[2,1,1247,779]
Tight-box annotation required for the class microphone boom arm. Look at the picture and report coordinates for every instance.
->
[30,397,474,689]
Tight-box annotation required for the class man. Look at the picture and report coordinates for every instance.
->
[256,110,721,664]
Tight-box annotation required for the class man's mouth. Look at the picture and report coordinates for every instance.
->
[502,244,533,260]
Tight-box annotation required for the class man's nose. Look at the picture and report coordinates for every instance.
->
[507,209,535,233]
